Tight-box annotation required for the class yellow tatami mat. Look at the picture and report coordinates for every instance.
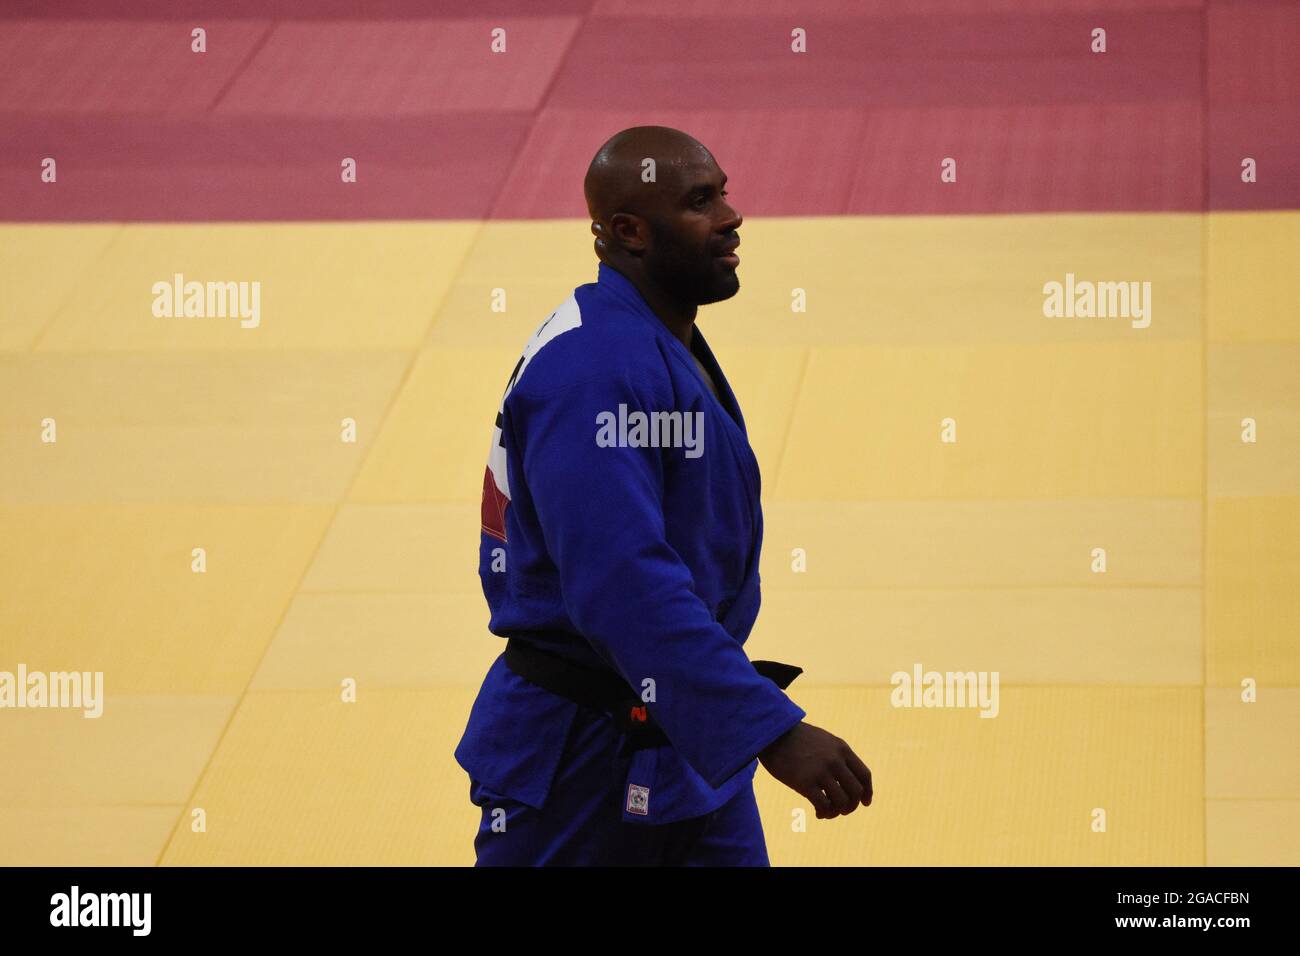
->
[1,212,1295,865]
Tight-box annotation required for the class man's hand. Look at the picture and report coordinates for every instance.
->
[758,721,873,819]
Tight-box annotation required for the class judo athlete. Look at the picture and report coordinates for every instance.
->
[455,126,873,866]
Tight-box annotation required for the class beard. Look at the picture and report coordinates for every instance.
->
[643,229,740,306]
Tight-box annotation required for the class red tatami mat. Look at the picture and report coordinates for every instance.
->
[1,3,1297,220]
[1207,0,1300,210]
[0,0,596,18]
[845,102,1204,214]
[592,0,1203,13]
[546,12,1202,110]
[0,19,271,113]
[214,18,581,115]
[0,113,532,221]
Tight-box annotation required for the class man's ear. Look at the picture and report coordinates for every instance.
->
[609,212,646,254]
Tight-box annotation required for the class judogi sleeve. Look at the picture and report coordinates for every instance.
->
[510,365,806,789]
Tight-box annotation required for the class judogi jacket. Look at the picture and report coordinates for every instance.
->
[455,261,806,825]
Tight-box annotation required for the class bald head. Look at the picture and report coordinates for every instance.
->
[584,125,711,225]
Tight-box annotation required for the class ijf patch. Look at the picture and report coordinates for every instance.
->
[626,783,650,815]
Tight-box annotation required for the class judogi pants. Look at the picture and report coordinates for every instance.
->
[469,703,770,866]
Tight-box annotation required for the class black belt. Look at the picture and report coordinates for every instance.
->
[502,636,802,750]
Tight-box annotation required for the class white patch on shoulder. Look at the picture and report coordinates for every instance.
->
[486,294,582,499]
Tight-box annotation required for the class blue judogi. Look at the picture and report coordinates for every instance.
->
[455,261,806,865]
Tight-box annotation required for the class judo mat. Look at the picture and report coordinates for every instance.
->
[1,0,1297,866]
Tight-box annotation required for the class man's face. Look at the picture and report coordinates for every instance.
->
[641,153,743,307]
